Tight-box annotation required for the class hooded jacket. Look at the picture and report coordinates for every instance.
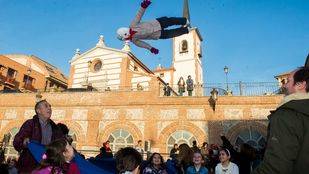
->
[129,6,161,50]
[13,115,63,173]
[252,93,309,174]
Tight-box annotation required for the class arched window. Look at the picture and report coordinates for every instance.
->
[4,127,19,159]
[180,40,188,53]
[235,128,266,150]
[94,61,102,72]
[167,130,197,152]
[108,129,134,152]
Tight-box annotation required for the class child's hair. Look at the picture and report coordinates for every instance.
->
[220,148,231,157]
[115,147,142,173]
[38,138,68,174]
[57,123,69,135]
[147,152,165,168]
[178,143,193,167]
[57,123,73,145]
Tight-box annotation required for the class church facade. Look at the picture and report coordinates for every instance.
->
[68,36,160,93]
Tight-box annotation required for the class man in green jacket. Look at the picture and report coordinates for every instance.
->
[253,66,309,174]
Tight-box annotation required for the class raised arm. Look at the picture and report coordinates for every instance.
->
[130,0,151,27]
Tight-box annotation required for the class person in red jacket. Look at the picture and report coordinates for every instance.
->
[117,0,190,54]
[13,100,63,173]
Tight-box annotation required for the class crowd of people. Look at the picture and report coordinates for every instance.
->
[166,138,263,174]
[0,132,262,174]
[113,137,258,174]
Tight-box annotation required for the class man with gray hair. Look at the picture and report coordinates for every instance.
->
[253,66,309,174]
[13,99,63,173]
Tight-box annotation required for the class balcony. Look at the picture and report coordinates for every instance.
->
[23,83,36,92]
[159,82,282,97]
[4,76,19,87]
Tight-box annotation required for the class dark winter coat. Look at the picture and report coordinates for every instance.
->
[163,85,172,96]
[252,93,309,174]
[13,115,63,173]
[186,79,194,91]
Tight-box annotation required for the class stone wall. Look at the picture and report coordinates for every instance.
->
[0,91,283,156]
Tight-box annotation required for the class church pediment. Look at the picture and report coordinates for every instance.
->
[70,46,127,65]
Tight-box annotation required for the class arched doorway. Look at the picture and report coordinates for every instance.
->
[166,130,197,153]
[107,129,134,152]
[235,128,266,150]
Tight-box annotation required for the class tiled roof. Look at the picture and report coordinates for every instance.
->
[3,54,67,84]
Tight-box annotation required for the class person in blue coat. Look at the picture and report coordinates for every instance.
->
[186,152,208,174]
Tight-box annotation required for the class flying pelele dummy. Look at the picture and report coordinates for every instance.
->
[117,0,190,54]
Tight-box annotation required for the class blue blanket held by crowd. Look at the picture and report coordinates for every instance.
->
[27,141,115,174]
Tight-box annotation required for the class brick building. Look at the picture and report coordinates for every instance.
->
[0,88,282,158]
[0,54,67,92]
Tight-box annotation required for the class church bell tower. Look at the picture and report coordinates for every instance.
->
[172,0,204,96]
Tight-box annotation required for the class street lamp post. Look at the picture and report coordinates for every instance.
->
[224,66,229,93]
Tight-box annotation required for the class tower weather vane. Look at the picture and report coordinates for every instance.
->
[116,0,190,55]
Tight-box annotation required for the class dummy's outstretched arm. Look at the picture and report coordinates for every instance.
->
[130,0,151,27]
[132,39,159,54]
[132,39,152,50]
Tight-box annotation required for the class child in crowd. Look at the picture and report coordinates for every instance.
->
[32,138,80,174]
[186,152,208,174]
[143,152,167,174]
[177,144,194,173]
[167,143,193,174]
[215,149,239,174]
[169,144,179,159]
[115,147,142,174]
